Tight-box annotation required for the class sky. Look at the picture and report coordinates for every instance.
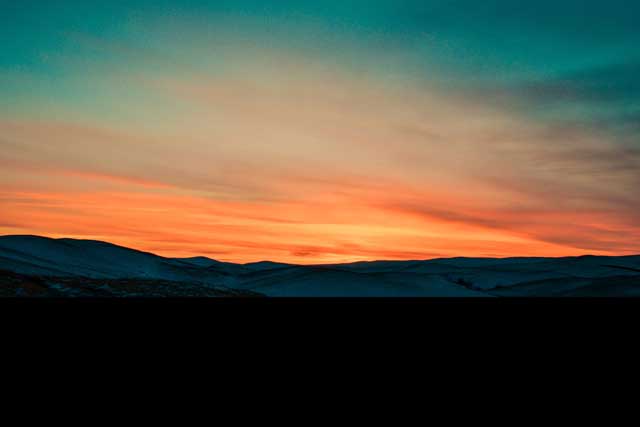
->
[1,0,639,263]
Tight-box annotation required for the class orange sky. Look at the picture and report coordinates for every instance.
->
[1,33,639,263]
[0,186,625,263]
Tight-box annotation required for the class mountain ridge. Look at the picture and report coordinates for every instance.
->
[1,235,639,297]
[5,234,639,267]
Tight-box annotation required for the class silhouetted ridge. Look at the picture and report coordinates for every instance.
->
[1,235,639,297]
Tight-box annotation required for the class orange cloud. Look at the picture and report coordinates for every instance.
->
[1,46,639,262]
[0,185,626,264]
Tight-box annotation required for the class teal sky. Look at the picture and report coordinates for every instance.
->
[3,1,639,126]
[1,1,639,261]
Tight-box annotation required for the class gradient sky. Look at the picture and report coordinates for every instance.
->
[1,1,639,263]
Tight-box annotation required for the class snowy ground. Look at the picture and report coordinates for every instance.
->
[1,235,639,297]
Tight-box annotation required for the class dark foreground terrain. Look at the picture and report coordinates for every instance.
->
[1,235,639,297]
[0,269,262,298]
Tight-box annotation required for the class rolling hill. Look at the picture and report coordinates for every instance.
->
[1,235,639,297]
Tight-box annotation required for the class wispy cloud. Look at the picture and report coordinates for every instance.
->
[1,3,639,261]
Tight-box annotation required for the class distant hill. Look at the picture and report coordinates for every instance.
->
[1,235,639,297]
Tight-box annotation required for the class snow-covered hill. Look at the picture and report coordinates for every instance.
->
[1,235,639,297]
[0,235,238,285]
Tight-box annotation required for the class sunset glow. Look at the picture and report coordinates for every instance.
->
[2,1,639,263]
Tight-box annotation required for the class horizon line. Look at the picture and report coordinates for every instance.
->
[1,234,636,267]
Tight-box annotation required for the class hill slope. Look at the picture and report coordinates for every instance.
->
[1,235,639,297]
